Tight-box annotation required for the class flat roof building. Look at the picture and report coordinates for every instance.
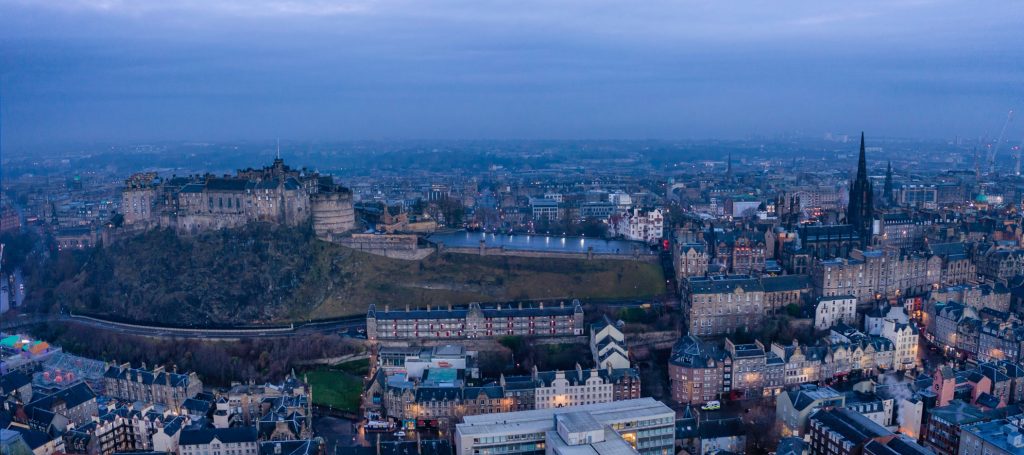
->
[455,398,674,455]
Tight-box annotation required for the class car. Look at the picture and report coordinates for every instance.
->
[394,431,406,437]
[701,400,721,411]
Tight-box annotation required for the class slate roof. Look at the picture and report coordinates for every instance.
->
[103,366,194,388]
[929,242,969,259]
[205,178,250,192]
[675,406,699,439]
[179,427,258,446]
[534,368,639,387]
[27,382,96,413]
[776,437,807,455]
[761,275,812,293]
[0,371,31,394]
[6,427,56,451]
[687,275,763,294]
[975,392,1002,409]
[182,398,211,415]
[808,408,889,444]
[670,336,723,369]
[929,400,988,425]
[258,440,322,455]
[698,418,745,439]
[785,385,842,412]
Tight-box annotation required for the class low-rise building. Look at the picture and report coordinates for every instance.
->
[776,384,845,437]
[455,398,675,455]
[959,418,1024,455]
[179,427,258,455]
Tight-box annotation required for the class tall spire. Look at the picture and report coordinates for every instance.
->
[726,151,733,181]
[847,131,873,246]
[858,131,867,177]
[883,161,894,205]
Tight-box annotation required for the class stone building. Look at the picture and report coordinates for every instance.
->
[367,301,584,343]
[812,248,941,304]
[977,249,1024,281]
[762,275,813,314]
[102,364,202,412]
[814,295,858,331]
[674,241,709,283]
[928,242,977,286]
[668,336,730,405]
[683,275,765,337]
[120,158,354,237]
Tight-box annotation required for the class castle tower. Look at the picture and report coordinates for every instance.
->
[310,185,355,241]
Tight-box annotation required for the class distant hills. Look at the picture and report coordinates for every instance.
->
[52,224,666,325]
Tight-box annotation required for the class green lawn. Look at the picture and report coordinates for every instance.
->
[336,358,370,376]
[305,369,364,413]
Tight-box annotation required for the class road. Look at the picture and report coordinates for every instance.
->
[0,313,366,340]
[1,296,666,341]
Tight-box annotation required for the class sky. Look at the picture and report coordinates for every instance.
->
[1,0,1023,148]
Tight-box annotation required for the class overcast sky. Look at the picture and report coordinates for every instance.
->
[1,0,1022,148]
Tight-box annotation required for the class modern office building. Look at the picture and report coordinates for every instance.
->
[455,398,674,455]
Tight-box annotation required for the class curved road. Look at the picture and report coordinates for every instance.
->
[0,297,666,341]
[0,313,366,340]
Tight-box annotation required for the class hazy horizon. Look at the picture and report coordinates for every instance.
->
[2,0,1023,149]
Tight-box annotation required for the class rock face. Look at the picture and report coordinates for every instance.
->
[311,186,355,240]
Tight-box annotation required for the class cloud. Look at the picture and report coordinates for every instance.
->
[0,0,1022,145]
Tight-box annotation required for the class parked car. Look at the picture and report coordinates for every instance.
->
[701,400,721,411]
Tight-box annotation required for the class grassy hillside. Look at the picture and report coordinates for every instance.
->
[55,224,665,325]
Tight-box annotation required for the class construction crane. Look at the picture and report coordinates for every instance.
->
[988,109,1014,174]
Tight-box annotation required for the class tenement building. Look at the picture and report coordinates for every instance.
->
[366,301,585,343]
[683,275,765,337]
[103,363,203,411]
[811,248,942,304]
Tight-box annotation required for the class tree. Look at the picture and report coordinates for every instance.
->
[784,303,802,318]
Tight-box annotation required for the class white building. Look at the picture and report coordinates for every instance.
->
[880,319,919,371]
[813,296,857,331]
[178,427,258,455]
[590,317,630,370]
[864,303,910,336]
[455,398,675,455]
[535,367,614,410]
[611,208,663,243]
[609,192,633,212]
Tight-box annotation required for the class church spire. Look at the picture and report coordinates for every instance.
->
[847,131,873,246]
[858,131,867,177]
[726,151,733,181]
[883,161,894,205]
